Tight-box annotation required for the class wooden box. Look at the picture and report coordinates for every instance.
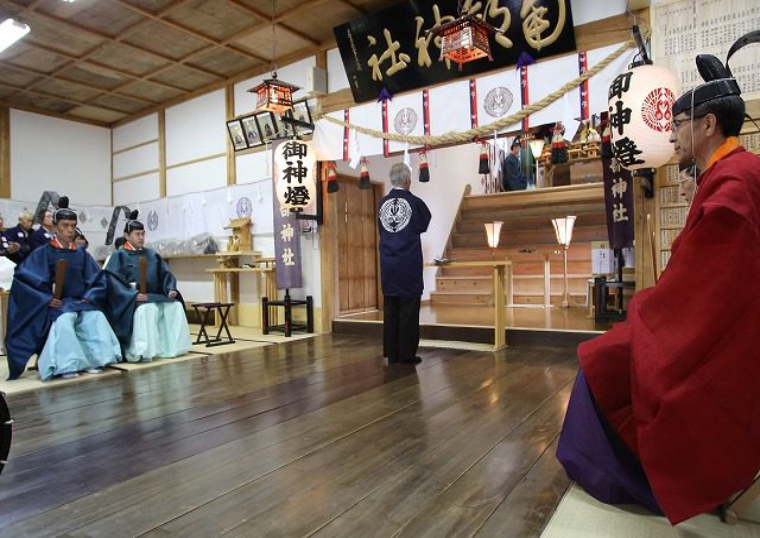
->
[570,160,603,184]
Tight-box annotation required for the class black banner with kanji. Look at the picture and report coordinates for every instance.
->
[334,0,576,103]
[602,158,635,249]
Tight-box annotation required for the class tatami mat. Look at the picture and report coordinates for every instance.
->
[188,323,318,344]
[0,357,122,395]
[1,340,272,395]
[418,339,496,352]
[541,485,760,538]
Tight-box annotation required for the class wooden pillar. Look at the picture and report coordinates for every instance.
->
[158,109,167,198]
[0,106,10,199]
[634,174,656,291]
[319,162,339,333]
[225,85,236,187]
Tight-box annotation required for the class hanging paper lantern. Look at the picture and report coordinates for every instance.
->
[326,161,339,193]
[607,63,678,171]
[419,151,430,183]
[273,140,317,210]
[249,73,300,115]
[478,143,490,175]
[359,157,371,190]
[430,12,497,71]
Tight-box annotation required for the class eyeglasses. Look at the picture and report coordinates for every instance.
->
[671,115,705,131]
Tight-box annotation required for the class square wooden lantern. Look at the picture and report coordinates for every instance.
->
[432,14,496,71]
[225,217,252,252]
[249,75,300,115]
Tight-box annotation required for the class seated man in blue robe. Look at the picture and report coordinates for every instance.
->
[1,211,34,264]
[29,209,56,251]
[104,211,191,362]
[5,197,121,380]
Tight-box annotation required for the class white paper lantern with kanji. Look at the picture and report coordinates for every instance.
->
[274,140,317,210]
[607,64,678,171]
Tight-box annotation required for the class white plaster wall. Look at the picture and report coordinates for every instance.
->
[10,110,111,205]
[327,47,349,92]
[112,113,158,152]
[113,142,159,180]
[235,150,272,185]
[113,172,160,206]
[570,0,628,26]
[166,157,226,197]
[165,90,226,166]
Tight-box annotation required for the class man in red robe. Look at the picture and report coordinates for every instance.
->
[557,48,760,524]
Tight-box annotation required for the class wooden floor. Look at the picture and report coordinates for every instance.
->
[0,334,577,538]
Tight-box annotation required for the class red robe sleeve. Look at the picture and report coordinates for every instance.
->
[580,193,760,523]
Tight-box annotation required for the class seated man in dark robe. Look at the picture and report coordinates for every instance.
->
[5,197,121,380]
[104,211,190,362]
[29,209,55,251]
[557,44,760,524]
[502,139,528,191]
[1,211,34,264]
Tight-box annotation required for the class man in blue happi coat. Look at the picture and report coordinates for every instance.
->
[104,211,190,362]
[378,163,431,365]
[5,197,121,380]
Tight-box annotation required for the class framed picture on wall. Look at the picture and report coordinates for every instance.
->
[291,100,314,136]
[241,115,264,148]
[255,112,278,142]
[226,120,248,151]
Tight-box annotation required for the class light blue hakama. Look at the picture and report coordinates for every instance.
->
[125,301,191,362]
[38,311,121,380]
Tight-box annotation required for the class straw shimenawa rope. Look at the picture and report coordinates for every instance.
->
[317,40,635,147]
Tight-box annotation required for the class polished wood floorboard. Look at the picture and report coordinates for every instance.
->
[0,334,577,538]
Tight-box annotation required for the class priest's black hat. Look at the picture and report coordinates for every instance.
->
[672,30,759,116]
[53,196,77,224]
[124,210,144,234]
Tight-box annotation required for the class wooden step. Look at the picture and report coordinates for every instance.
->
[455,213,608,234]
[430,290,590,307]
[430,291,496,306]
[451,226,608,249]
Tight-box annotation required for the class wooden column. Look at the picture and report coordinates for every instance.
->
[0,106,10,199]
[158,109,167,198]
[319,162,339,332]
[225,85,236,187]
[634,174,656,291]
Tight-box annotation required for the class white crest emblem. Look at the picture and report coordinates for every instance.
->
[147,210,159,231]
[393,107,418,135]
[380,198,412,233]
[484,87,514,118]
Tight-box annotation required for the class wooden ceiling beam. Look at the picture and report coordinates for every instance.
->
[104,40,266,102]
[16,40,190,93]
[224,0,320,46]
[0,59,160,105]
[0,81,137,116]
[0,99,111,127]
[222,0,338,46]
[337,0,367,14]
[112,0,269,63]
[112,39,335,127]
[3,0,226,84]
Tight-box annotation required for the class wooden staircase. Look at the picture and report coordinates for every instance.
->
[431,183,608,307]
